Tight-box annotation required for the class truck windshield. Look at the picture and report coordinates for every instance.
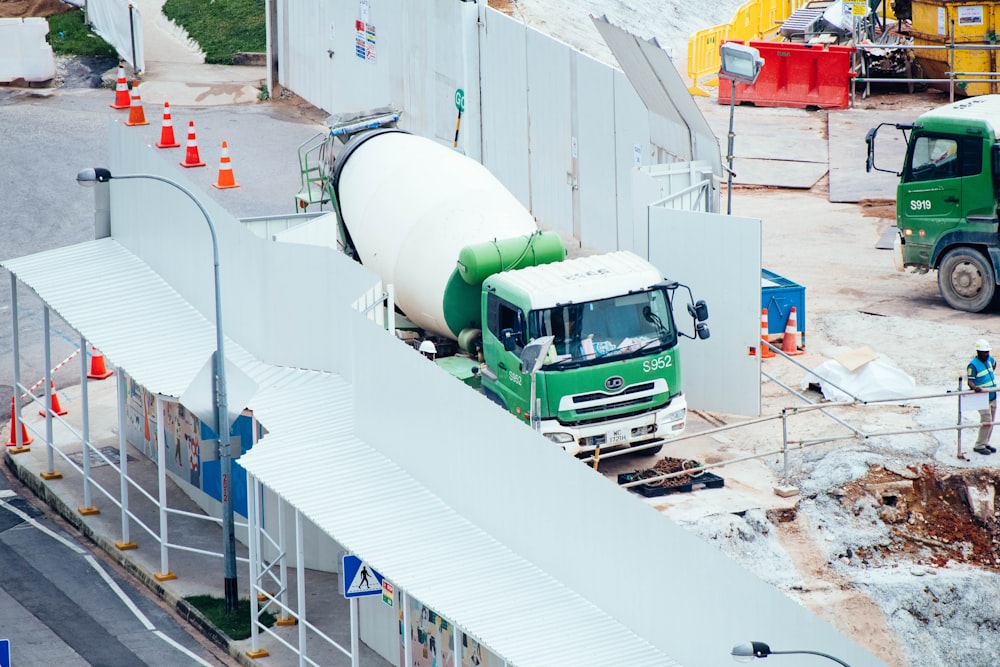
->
[529,289,676,368]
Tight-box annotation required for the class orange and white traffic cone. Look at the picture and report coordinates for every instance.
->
[109,62,130,109]
[760,308,775,358]
[39,381,68,417]
[6,397,33,448]
[212,141,240,189]
[87,346,114,380]
[125,79,149,126]
[155,102,180,148]
[781,307,804,356]
[179,120,206,168]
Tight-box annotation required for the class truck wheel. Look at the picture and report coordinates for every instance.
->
[938,248,996,312]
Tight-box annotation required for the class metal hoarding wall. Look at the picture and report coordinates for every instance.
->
[481,9,532,209]
[108,125,378,377]
[525,25,574,239]
[648,208,762,417]
[575,53,618,251]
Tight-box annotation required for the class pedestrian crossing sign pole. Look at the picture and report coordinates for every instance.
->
[342,555,383,598]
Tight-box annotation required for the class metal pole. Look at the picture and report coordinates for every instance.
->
[42,308,54,473]
[128,4,137,76]
[957,377,965,458]
[80,335,93,509]
[950,21,956,103]
[111,173,237,611]
[156,396,170,578]
[781,409,789,485]
[726,79,736,215]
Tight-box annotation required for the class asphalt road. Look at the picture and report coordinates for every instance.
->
[0,62,326,667]
[0,464,235,666]
[0,67,327,412]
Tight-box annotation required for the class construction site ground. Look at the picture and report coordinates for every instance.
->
[4,0,1000,664]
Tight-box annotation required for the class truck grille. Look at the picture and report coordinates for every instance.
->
[558,379,667,425]
[572,382,656,404]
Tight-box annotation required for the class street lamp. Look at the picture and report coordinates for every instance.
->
[718,42,764,215]
[731,641,851,666]
[76,167,239,613]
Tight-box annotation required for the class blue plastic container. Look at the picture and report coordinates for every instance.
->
[762,269,806,346]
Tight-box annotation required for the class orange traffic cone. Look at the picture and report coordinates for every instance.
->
[212,141,240,189]
[781,307,804,356]
[180,120,206,168]
[39,381,68,417]
[109,62,130,109]
[760,308,775,358]
[155,102,180,148]
[87,346,114,380]
[6,397,33,447]
[125,79,149,126]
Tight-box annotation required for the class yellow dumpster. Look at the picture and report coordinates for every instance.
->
[911,0,1000,95]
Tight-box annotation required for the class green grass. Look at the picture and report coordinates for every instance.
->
[47,11,118,58]
[163,0,266,65]
[185,594,277,640]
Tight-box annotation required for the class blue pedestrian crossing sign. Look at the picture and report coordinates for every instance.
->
[342,555,383,598]
[0,638,9,667]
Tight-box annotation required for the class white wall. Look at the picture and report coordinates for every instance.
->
[272,0,711,259]
[108,125,378,377]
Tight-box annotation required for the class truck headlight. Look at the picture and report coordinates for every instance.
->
[663,407,686,423]
[544,432,575,444]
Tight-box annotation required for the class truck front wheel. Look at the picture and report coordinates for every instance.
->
[938,248,996,312]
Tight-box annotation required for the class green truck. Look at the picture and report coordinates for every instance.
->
[310,115,709,457]
[866,96,1000,312]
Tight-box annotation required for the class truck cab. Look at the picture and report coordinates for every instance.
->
[867,96,1000,311]
[477,252,707,457]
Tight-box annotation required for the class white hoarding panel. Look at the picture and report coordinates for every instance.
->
[526,26,573,236]
[648,208,761,416]
[481,10,530,208]
[612,69,650,253]
[575,52,618,253]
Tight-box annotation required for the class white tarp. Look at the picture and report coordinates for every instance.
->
[84,0,145,73]
[803,357,916,403]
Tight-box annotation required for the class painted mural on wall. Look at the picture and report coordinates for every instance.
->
[400,597,499,667]
[123,372,254,516]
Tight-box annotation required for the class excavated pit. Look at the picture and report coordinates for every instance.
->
[838,464,1000,570]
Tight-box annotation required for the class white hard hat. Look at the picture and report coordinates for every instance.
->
[418,340,437,354]
[976,338,991,352]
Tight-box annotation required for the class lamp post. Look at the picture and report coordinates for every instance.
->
[76,167,239,613]
[718,42,764,215]
[731,641,852,666]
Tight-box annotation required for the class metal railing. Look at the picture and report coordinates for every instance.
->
[586,340,993,493]
[853,40,1000,105]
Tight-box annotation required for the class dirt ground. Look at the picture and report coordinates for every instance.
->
[0,0,77,18]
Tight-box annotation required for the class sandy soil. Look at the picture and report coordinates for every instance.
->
[0,0,76,18]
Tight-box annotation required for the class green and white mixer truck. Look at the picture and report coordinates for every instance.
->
[306,114,709,456]
[867,95,1000,312]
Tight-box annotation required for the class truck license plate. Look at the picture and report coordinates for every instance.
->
[607,429,627,444]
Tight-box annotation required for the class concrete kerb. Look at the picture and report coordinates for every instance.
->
[2,444,254,667]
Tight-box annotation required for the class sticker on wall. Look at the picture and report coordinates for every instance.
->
[958,5,984,26]
[355,20,377,62]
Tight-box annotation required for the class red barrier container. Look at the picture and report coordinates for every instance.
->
[717,40,856,110]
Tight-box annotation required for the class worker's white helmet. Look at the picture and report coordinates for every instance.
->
[976,338,991,352]
[418,340,437,354]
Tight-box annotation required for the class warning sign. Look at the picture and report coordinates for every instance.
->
[342,555,383,598]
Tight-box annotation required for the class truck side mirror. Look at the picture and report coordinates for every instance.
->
[501,328,517,352]
[865,127,876,173]
[696,322,710,340]
[690,300,709,322]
